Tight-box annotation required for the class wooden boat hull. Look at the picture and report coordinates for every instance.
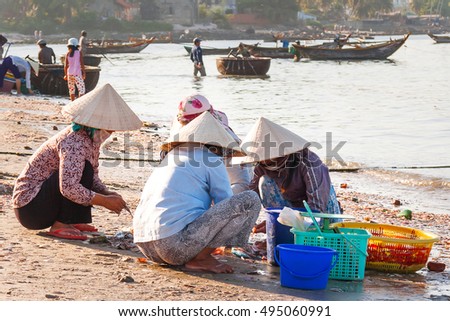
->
[31,64,100,96]
[216,57,271,76]
[86,41,150,54]
[428,33,450,43]
[292,34,409,60]
[241,44,294,59]
[184,45,236,56]
[82,55,102,66]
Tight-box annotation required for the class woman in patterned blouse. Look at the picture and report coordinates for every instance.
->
[12,83,142,240]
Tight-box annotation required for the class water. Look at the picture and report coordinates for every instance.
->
[4,34,450,213]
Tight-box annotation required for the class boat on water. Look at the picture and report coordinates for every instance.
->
[241,43,294,59]
[81,55,102,66]
[31,64,100,96]
[427,32,450,43]
[183,44,236,55]
[86,37,155,54]
[292,34,410,60]
[216,57,271,76]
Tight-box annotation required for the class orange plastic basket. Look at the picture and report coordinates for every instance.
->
[331,222,439,273]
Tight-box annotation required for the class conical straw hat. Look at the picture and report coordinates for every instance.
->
[240,117,310,163]
[161,111,246,157]
[61,83,142,131]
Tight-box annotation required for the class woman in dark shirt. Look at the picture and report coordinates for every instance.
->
[241,117,341,233]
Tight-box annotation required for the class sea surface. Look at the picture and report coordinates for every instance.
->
[4,34,450,214]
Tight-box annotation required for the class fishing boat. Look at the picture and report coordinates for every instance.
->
[216,57,271,76]
[427,32,450,43]
[240,43,294,59]
[291,34,410,60]
[31,64,101,96]
[85,37,155,54]
[183,44,236,55]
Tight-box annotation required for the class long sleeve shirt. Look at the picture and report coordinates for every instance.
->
[10,56,32,89]
[190,45,203,64]
[249,149,331,212]
[12,126,108,208]
[133,144,233,242]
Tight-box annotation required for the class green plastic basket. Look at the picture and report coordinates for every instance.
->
[291,227,371,281]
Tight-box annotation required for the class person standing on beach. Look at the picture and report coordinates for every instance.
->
[190,38,206,76]
[133,112,260,273]
[37,39,56,64]
[64,38,86,101]
[79,30,89,55]
[12,83,142,241]
[240,117,341,233]
[0,55,38,95]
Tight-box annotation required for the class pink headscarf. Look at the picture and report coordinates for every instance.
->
[177,94,229,127]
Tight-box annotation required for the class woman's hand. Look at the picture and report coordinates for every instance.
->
[92,193,127,214]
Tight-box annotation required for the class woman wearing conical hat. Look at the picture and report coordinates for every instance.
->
[168,94,251,195]
[240,117,341,232]
[133,112,261,273]
[12,84,142,240]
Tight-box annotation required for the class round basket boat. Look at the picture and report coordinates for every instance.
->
[331,222,439,273]
[31,64,101,96]
[216,57,271,76]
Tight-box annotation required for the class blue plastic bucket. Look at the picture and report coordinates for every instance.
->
[265,207,318,266]
[275,244,338,290]
[265,208,295,266]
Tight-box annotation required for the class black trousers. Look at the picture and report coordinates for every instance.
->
[15,161,94,230]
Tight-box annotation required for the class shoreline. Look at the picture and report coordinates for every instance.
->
[0,94,449,301]
[2,25,446,46]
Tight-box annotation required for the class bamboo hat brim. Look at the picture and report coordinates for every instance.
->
[61,83,142,131]
[240,116,310,163]
[161,111,246,157]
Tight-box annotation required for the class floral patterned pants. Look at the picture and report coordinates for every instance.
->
[136,190,261,266]
[67,75,85,95]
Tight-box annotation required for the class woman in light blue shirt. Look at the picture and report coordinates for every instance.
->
[133,112,261,273]
[0,55,37,94]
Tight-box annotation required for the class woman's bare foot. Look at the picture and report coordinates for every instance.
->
[47,221,87,240]
[49,221,83,236]
[184,248,233,273]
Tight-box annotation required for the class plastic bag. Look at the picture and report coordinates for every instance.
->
[277,206,321,231]
[277,207,306,231]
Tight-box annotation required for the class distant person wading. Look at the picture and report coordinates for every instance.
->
[190,38,206,77]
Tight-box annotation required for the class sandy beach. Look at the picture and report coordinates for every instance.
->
[0,93,449,301]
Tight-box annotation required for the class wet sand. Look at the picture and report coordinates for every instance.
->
[0,94,449,301]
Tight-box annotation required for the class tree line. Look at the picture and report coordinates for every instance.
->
[0,0,448,35]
